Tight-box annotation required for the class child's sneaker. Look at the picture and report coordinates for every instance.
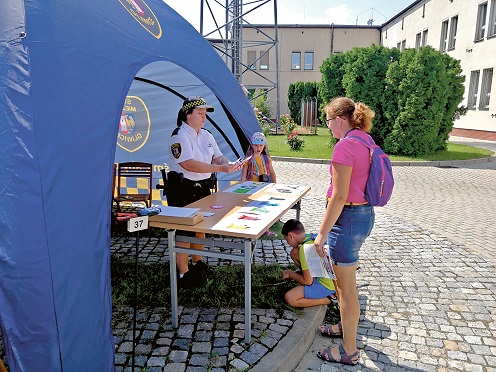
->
[327,293,340,316]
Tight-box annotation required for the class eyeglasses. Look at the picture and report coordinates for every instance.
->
[326,117,336,124]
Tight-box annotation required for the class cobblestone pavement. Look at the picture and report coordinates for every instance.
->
[1,138,495,371]
[290,138,496,372]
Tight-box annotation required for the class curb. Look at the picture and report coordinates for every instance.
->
[271,154,496,166]
[251,305,326,372]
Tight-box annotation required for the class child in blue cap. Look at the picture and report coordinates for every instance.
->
[241,132,277,183]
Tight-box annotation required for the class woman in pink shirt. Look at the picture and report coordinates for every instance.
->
[313,97,376,366]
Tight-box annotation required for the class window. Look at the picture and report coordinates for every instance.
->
[440,19,449,51]
[422,29,428,46]
[467,70,480,109]
[304,52,314,70]
[448,15,458,50]
[415,33,421,50]
[489,0,496,37]
[479,68,493,109]
[475,2,488,41]
[396,42,401,50]
[291,52,301,70]
[247,51,256,70]
[260,50,269,70]
[401,40,406,50]
[247,88,255,100]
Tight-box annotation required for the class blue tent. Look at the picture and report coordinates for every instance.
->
[0,0,259,370]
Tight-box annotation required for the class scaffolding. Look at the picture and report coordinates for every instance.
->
[199,0,280,126]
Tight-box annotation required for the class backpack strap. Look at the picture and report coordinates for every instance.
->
[347,135,375,148]
[262,153,270,172]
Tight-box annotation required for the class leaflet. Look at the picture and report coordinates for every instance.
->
[303,244,336,279]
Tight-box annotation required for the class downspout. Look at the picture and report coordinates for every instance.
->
[330,23,334,54]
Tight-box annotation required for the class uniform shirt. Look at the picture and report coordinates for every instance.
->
[169,123,223,181]
[327,129,370,204]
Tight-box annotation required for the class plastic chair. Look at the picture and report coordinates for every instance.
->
[114,162,153,209]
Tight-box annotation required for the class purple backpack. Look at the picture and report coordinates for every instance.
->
[348,135,394,207]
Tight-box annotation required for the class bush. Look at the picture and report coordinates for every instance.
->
[253,92,272,119]
[280,114,297,136]
[254,107,267,127]
[286,131,305,151]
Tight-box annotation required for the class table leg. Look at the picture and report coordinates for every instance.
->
[294,200,301,220]
[168,229,178,328]
[244,239,252,345]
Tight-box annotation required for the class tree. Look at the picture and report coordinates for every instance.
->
[341,45,400,147]
[287,81,318,124]
[318,53,347,123]
[384,46,456,156]
[318,45,465,156]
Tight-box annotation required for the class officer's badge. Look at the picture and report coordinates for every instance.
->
[171,143,182,159]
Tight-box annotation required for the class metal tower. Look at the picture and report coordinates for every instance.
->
[199,0,280,122]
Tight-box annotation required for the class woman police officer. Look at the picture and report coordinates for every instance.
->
[167,96,241,288]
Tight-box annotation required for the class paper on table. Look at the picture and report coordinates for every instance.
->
[303,244,336,280]
[157,206,200,218]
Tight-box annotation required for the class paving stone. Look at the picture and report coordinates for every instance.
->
[146,356,166,367]
[169,350,188,363]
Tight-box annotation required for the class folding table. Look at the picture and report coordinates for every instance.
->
[149,181,311,344]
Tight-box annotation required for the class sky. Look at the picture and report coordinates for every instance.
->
[163,0,415,32]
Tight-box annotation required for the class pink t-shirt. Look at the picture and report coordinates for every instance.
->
[327,129,371,203]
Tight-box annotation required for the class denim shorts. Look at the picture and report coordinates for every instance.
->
[304,278,336,299]
[327,204,375,267]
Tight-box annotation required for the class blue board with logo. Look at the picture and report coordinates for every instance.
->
[0,0,259,370]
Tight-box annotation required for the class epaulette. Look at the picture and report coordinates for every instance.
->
[171,127,180,137]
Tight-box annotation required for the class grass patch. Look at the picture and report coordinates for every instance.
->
[266,126,494,161]
[111,259,298,311]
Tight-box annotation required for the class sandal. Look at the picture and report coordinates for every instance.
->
[318,322,342,338]
[317,344,359,365]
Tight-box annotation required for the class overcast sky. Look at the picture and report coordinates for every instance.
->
[163,0,415,31]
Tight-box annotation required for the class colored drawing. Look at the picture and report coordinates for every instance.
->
[227,223,249,229]
[223,181,269,195]
[250,207,269,213]
[239,214,260,221]
[232,186,252,194]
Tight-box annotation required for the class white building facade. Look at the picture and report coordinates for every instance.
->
[381,0,496,133]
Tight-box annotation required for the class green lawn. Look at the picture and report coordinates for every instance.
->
[267,126,494,161]
[111,259,299,312]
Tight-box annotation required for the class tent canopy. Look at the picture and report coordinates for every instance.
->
[0,0,259,370]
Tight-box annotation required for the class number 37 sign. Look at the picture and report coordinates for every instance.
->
[127,216,149,232]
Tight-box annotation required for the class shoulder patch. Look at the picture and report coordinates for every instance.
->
[171,143,182,159]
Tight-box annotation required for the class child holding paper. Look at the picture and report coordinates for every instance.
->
[281,219,336,308]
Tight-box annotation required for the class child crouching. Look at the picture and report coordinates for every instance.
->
[281,219,336,308]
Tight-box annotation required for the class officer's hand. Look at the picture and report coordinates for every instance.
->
[221,162,242,173]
